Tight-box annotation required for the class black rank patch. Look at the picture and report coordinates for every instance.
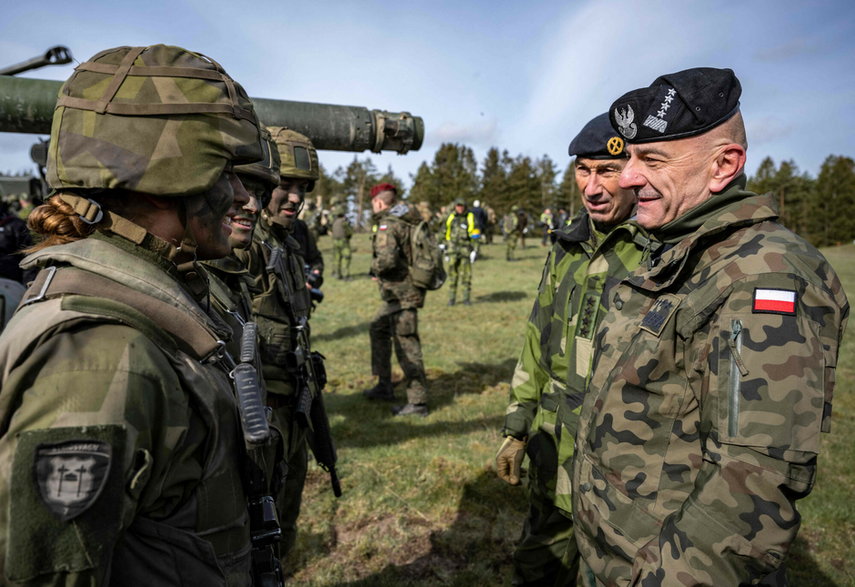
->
[640,295,679,337]
[35,440,112,522]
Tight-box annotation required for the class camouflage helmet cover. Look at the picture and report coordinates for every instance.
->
[453,197,466,207]
[235,126,280,188]
[269,127,319,188]
[47,44,262,197]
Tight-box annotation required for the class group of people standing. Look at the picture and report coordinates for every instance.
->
[496,67,849,586]
[0,45,848,587]
[0,44,345,586]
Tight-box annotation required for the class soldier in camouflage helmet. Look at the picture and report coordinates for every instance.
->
[496,113,651,586]
[572,68,849,585]
[0,45,263,585]
[234,126,320,563]
[330,204,353,280]
[363,182,430,417]
[443,197,478,305]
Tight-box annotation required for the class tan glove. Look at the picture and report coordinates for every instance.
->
[495,436,526,485]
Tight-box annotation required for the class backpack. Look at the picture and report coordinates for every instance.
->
[409,220,446,290]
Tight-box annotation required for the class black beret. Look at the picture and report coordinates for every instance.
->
[568,113,627,159]
[609,67,741,144]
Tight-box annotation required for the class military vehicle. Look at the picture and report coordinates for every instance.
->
[0,48,424,155]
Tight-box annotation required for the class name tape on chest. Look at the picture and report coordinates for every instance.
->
[753,288,796,315]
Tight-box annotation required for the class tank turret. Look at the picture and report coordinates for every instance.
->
[0,76,424,154]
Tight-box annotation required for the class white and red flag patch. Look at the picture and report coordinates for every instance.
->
[753,288,796,315]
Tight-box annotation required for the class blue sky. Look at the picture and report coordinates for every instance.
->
[2,0,854,188]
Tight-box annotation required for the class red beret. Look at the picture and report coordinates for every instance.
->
[370,182,397,198]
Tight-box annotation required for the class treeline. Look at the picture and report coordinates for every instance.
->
[314,143,855,247]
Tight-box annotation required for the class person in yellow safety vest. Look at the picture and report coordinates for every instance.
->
[443,198,478,305]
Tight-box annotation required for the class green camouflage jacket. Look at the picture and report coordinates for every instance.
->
[503,211,650,514]
[371,204,425,310]
[572,178,849,585]
[331,216,353,241]
[0,233,252,586]
[235,212,311,396]
[444,211,476,255]
[202,254,256,359]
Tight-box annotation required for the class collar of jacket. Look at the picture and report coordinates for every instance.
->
[630,177,779,291]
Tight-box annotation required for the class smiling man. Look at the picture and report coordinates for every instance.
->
[497,113,652,586]
[572,68,849,585]
[234,127,322,564]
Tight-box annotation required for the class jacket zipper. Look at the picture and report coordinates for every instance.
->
[728,319,748,436]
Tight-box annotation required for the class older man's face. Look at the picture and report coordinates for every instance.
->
[574,157,635,227]
[619,138,714,229]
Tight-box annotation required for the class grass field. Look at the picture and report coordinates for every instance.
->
[288,235,855,586]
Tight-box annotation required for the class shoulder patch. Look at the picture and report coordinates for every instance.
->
[379,224,388,231]
[35,440,112,521]
[752,288,796,315]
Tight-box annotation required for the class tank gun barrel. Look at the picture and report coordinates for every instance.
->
[0,76,424,154]
[0,46,73,77]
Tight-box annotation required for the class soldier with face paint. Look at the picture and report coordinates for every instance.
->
[0,45,263,585]
[573,68,849,585]
[497,113,652,586]
[234,127,322,563]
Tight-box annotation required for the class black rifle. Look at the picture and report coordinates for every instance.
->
[232,321,284,587]
[266,245,342,497]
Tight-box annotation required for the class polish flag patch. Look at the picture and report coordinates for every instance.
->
[753,288,796,315]
[379,224,388,231]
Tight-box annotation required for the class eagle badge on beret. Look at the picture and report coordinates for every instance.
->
[613,105,637,139]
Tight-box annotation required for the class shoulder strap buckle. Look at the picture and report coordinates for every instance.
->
[21,266,57,307]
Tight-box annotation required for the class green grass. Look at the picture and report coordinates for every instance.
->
[289,236,855,586]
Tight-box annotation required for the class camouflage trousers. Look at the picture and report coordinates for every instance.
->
[446,251,472,303]
[369,304,427,404]
[506,234,521,260]
[268,398,309,563]
[332,238,352,278]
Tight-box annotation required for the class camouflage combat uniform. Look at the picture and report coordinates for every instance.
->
[0,234,253,585]
[444,209,476,304]
[331,215,353,279]
[572,179,849,585]
[503,211,650,585]
[235,209,312,560]
[370,203,428,404]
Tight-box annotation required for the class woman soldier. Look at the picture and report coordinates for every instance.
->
[0,45,263,585]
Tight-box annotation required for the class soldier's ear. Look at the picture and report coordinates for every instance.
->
[708,144,746,193]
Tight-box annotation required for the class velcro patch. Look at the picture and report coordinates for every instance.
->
[379,224,388,231]
[753,288,796,315]
[640,294,679,336]
[35,440,112,521]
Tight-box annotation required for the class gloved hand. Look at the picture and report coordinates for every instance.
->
[469,250,477,264]
[495,436,526,485]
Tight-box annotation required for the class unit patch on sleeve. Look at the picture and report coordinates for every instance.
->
[752,288,796,315]
[35,440,112,521]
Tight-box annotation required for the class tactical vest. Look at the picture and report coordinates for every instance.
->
[0,238,252,585]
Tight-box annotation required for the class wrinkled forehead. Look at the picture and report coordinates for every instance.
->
[575,157,626,171]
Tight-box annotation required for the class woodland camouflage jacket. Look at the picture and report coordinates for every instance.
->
[572,178,849,585]
[371,204,425,310]
[503,211,650,514]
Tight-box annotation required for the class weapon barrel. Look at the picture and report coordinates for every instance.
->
[0,76,424,154]
[0,46,73,77]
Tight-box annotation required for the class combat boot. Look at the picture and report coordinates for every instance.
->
[363,377,395,401]
[391,403,429,417]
